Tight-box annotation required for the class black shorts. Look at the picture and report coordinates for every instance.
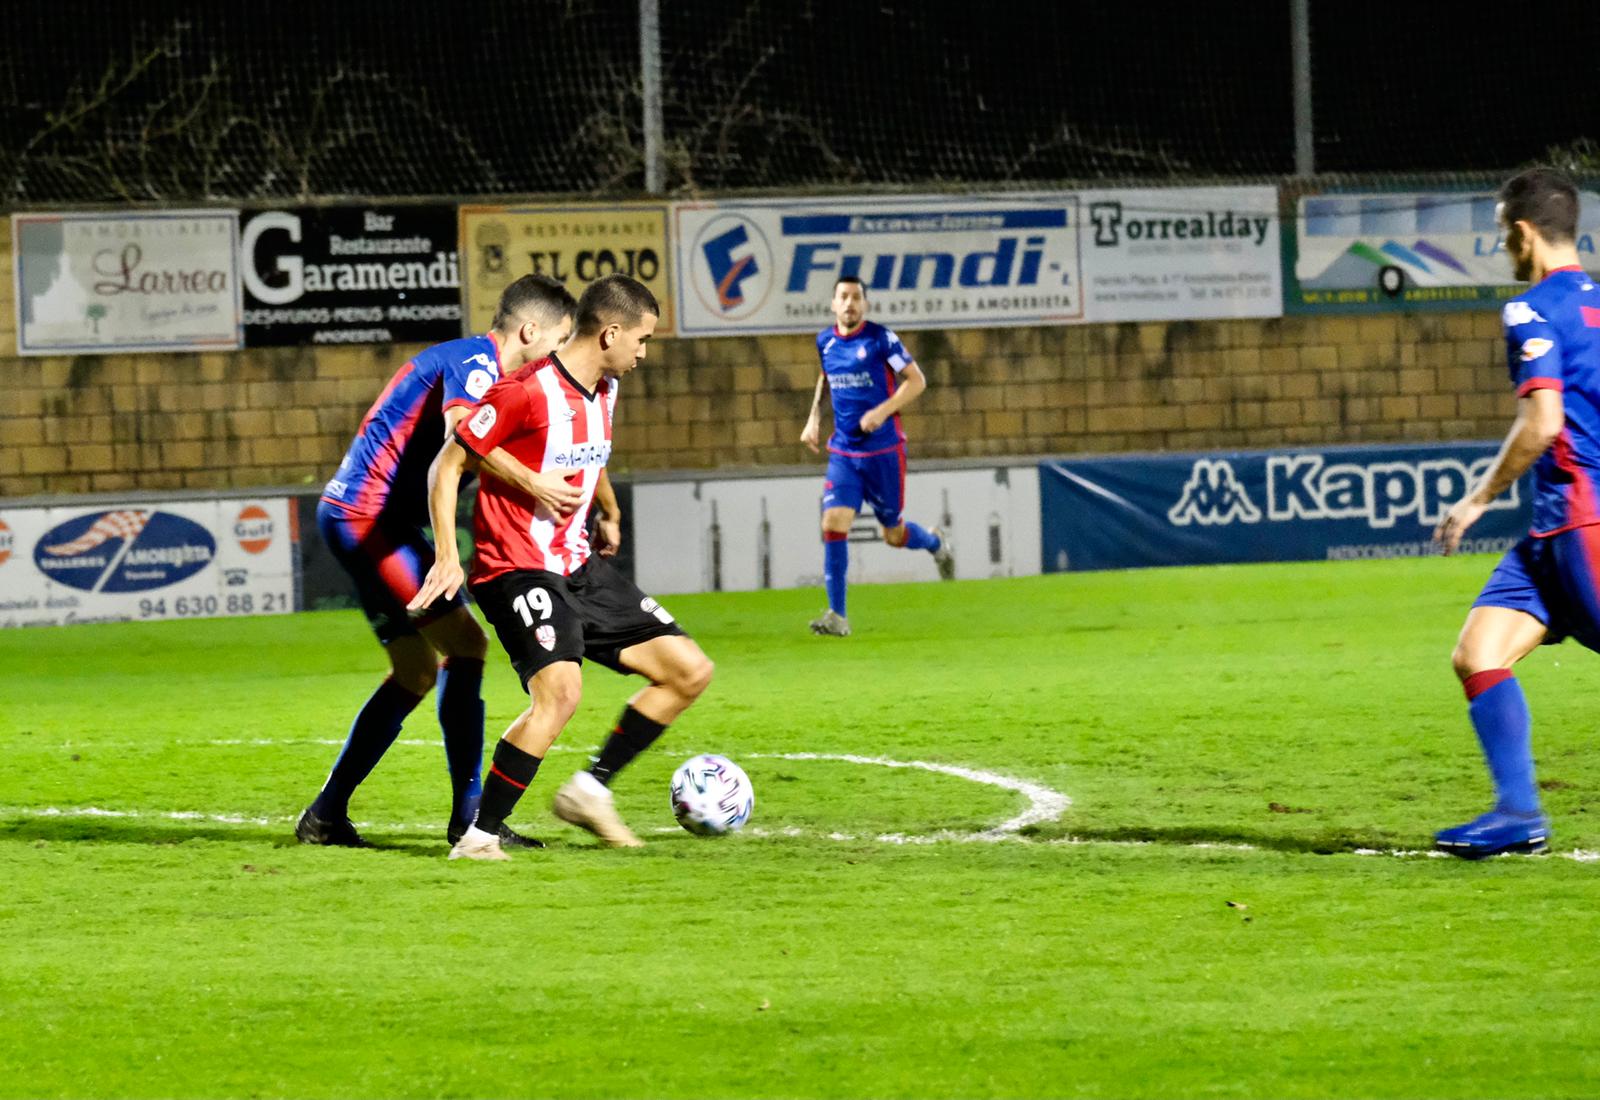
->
[472,556,687,688]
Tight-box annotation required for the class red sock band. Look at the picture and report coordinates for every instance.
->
[823,531,848,543]
[488,764,529,791]
[1463,668,1514,701]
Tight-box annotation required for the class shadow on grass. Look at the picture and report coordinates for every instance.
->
[1018,822,1419,855]
[0,815,702,856]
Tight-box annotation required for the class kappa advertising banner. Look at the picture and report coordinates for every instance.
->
[673,194,1082,336]
[630,465,1041,595]
[240,205,462,346]
[1285,189,1600,314]
[12,210,241,355]
[1040,443,1531,573]
[0,499,298,629]
[460,204,674,335]
[1080,187,1281,322]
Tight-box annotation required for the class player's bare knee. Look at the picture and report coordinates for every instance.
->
[676,654,714,700]
[1450,641,1481,682]
[394,664,437,697]
[883,524,907,547]
[532,668,584,722]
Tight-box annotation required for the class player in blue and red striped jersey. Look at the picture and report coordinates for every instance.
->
[1433,168,1600,858]
[296,275,580,849]
[800,276,954,636]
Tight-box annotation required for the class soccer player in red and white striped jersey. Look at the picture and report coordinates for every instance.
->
[412,275,714,860]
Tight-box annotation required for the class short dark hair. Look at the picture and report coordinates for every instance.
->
[574,274,659,337]
[834,275,866,295]
[1500,168,1580,245]
[492,273,576,332]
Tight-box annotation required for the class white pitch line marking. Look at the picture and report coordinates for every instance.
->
[5,745,1595,863]
[745,751,1071,838]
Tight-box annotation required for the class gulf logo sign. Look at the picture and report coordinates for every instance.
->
[0,518,13,566]
[234,505,274,554]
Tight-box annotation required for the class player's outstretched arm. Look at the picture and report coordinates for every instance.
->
[1435,389,1563,554]
[478,447,584,516]
[859,361,927,434]
[801,372,827,453]
[594,469,623,557]
[409,439,479,610]
[444,404,581,515]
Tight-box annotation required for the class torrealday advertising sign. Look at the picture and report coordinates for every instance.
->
[459,204,674,336]
[1080,187,1281,321]
[1039,442,1530,573]
[12,210,242,355]
[673,194,1083,336]
[0,499,298,629]
[240,205,462,346]
[1285,189,1600,313]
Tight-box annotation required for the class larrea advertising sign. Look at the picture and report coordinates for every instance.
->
[0,499,299,629]
[240,205,462,346]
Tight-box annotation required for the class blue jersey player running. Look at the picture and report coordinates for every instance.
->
[296,275,581,849]
[800,276,954,636]
[1433,168,1600,858]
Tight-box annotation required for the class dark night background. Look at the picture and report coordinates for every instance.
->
[2,0,1597,204]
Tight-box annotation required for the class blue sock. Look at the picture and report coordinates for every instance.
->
[902,522,940,552]
[824,535,849,617]
[312,678,424,819]
[1464,670,1541,815]
[437,657,486,831]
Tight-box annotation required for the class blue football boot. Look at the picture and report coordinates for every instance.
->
[1434,809,1550,859]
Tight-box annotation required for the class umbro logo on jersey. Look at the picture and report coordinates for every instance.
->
[1503,302,1547,326]
[556,407,578,422]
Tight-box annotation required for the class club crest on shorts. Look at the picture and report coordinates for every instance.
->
[535,624,556,651]
[641,597,675,624]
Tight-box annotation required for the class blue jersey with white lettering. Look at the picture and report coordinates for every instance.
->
[1502,266,1600,536]
[818,321,913,456]
[320,333,503,522]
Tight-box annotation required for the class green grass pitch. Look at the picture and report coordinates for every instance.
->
[3,556,1599,1099]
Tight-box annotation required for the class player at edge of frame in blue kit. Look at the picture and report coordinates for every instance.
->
[295,275,581,850]
[800,275,954,636]
[1432,167,1600,859]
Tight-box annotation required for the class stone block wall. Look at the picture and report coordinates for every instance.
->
[0,225,1516,499]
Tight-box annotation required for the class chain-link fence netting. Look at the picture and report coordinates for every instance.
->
[4,0,1599,205]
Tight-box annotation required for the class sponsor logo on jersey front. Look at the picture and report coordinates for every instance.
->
[550,441,612,468]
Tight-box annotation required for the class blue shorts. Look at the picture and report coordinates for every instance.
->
[317,499,464,644]
[1474,528,1600,652]
[822,447,906,529]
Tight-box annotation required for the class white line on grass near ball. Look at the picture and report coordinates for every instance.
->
[744,751,1071,838]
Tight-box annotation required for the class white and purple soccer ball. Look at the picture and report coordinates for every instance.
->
[670,754,754,836]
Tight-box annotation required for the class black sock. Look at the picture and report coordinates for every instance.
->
[474,740,542,835]
[587,706,668,786]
